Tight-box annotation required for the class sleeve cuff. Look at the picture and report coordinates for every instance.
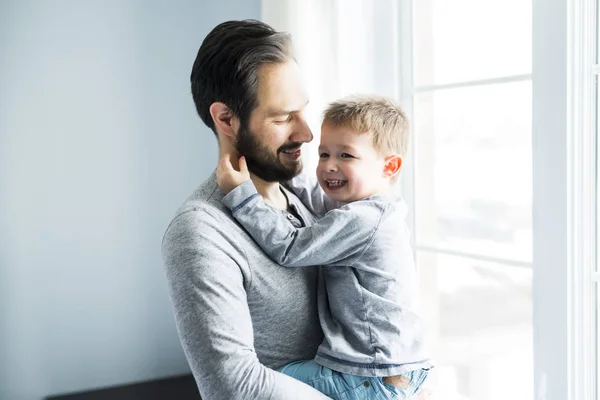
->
[222,180,260,212]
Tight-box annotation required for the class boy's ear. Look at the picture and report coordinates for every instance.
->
[383,155,403,178]
[209,102,240,139]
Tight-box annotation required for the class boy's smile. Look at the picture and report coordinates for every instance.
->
[324,179,347,190]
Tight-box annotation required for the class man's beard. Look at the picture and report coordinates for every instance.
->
[235,124,303,182]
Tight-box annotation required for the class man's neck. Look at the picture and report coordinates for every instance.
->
[250,174,289,211]
[216,143,289,210]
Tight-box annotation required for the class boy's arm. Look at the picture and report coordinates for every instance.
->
[215,153,336,215]
[162,209,330,400]
[222,180,384,268]
[284,173,339,215]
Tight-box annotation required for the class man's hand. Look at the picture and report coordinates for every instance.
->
[217,153,250,194]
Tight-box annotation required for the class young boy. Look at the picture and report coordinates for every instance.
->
[217,95,432,399]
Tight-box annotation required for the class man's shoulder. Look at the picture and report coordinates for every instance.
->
[163,173,237,244]
[161,173,253,282]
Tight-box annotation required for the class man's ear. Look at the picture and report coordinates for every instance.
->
[383,155,403,178]
[209,102,240,139]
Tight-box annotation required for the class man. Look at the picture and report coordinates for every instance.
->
[162,20,328,399]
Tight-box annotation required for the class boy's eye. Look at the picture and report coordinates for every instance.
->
[319,153,329,158]
[340,153,355,158]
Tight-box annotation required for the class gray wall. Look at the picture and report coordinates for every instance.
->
[0,1,260,399]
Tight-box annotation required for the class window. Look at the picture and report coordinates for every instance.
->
[407,2,533,399]
[262,0,597,398]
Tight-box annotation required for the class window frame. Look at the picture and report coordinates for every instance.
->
[398,0,599,399]
[566,0,598,398]
[532,0,597,398]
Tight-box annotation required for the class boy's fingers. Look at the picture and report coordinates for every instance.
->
[239,156,248,173]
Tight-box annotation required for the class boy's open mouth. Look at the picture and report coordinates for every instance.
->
[325,180,347,190]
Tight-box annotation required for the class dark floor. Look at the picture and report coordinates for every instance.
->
[46,374,200,400]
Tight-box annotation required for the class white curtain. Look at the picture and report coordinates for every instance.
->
[261,0,404,169]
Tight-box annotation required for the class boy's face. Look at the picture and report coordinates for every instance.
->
[316,122,392,202]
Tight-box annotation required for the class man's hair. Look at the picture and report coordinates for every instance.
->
[191,20,293,135]
[322,95,410,157]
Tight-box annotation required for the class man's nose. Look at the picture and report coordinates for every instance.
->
[290,115,313,143]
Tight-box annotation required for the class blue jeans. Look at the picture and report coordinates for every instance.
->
[278,360,429,400]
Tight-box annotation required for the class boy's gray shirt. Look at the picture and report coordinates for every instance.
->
[162,172,328,400]
[222,175,432,377]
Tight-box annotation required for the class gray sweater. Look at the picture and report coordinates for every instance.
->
[222,177,432,377]
[162,172,328,400]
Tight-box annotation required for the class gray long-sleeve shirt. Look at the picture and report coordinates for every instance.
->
[222,178,432,377]
[162,172,328,400]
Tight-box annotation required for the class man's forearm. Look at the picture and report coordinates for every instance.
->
[184,352,330,400]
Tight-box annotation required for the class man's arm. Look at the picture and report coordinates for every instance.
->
[162,208,330,399]
[222,181,385,269]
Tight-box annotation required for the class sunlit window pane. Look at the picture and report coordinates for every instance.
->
[413,81,532,263]
[414,0,532,86]
[417,253,533,400]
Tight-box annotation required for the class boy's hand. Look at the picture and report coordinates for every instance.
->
[216,153,250,194]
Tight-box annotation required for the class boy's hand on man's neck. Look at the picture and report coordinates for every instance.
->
[218,132,289,211]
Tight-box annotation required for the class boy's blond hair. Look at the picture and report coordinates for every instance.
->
[322,95,410,157]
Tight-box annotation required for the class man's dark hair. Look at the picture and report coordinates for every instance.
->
[191,20,293,135]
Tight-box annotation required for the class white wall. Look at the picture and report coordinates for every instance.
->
[0,1,260,399]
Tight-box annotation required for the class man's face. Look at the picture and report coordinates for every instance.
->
[235,61,313,182]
